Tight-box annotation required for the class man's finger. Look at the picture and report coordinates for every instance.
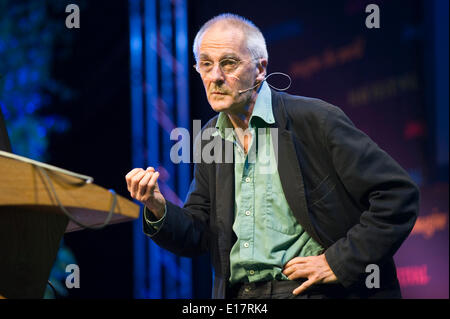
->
[283,264,311,280]
[138,172,153,198]
[287,268,310,281]
[284,256,309,269]
[126,168,143,189]
[130,171,147,196]
[126,168,142,178]
[282,264,298,277]
[293,279,314,295]
[283,264,308,278]
[146,171,160,194]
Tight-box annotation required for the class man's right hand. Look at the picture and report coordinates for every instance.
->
[125,167,166,219]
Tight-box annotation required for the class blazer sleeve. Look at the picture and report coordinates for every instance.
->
[143,161,211,257]
[322,106,420,288]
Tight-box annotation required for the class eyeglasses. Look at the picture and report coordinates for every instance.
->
[194,58,258,75]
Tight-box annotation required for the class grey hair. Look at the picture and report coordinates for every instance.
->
[193,13,268,62]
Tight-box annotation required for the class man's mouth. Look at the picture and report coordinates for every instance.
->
[211,92,227,95]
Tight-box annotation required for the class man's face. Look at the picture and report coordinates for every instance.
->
[196,24,265,113]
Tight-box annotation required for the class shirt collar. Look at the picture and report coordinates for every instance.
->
[249,81,275,126]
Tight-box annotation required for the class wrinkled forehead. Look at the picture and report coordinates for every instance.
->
[198,22,250,59]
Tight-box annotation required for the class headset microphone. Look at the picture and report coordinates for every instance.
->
[238,72,292,94]
[238,86,255,94]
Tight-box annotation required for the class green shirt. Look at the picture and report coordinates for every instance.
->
[214,82,324,285]
[145,81,324,285]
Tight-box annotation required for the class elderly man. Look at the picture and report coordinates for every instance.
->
[125,13,419,299]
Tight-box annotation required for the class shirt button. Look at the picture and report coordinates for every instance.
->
[245,210,251,216]
[243,242,249,248]
[249,270,255,275]
[245,177,251,183]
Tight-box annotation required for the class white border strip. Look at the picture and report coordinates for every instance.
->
[0,150,94,184]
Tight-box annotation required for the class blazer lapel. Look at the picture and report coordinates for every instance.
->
[215,138,236,277]
[271,91,325,247]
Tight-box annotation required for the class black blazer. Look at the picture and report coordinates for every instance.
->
[144,90,419,298]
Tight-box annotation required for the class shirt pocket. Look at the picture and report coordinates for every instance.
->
[263,181,299,235]
[306,176,342,240]
[307,175,336,207]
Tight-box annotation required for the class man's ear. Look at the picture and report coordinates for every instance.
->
[256,59,268,82]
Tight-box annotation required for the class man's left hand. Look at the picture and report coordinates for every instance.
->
[282,254,338,295]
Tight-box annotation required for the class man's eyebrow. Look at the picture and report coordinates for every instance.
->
[198,53,211,60]
[197,53,240,60]
[220,53,240,60]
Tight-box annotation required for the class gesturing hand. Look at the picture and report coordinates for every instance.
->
[282,254,338,295]
[125,167,166,219]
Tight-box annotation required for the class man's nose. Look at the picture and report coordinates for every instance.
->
[207,63,225,83]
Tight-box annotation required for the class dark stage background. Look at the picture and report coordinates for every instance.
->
[0,0,448,298]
